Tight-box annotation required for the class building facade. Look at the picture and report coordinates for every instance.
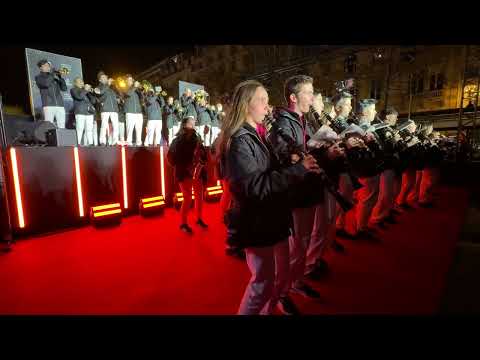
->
[136,45,479,136]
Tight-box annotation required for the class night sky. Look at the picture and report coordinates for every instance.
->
[0,45,194,112]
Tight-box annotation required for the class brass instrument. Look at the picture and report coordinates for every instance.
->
[193,89,209,104]
[140,80,154,94]
[53,66,69,76]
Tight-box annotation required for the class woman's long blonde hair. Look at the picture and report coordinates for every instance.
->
[217,80,264,157]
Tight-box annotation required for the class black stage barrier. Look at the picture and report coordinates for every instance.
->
[3,146,219,238]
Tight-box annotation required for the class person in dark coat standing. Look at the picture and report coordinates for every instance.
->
[180,88,197,120]
[34,59,67,128]
[144,90,165,146]
[218,80,320,315]
[70,77,97,145]
[167,116,208,234]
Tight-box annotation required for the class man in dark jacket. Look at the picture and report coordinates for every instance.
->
[70,77,96,145]
[194,97,211,145]
[124,76,144,146]
[34,59,67,128]
[94,72,120,145]
[181,88,197,120]
[266,75,322,313]
[165,96,177,144]
[144,91,165,146]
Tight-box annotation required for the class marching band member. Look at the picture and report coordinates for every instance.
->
[70,77,96,146]
[35,59,67,128]
[144,85,165,146]
[165,96,177,144]
[181,88,197,120]
[195,95,212,146]
[124,75,144,146]
[95,72,120,146]
[267,75,322,314]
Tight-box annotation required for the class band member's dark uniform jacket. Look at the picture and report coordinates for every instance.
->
[164,104,177,129]
[123,88,143,114]
[35,72,67,107]
[144,94,165,121]
[180,95,197,119]
[208,108,219,128]
[194,103,212,127]
[267,107,323,208]
[70,88,97,116]
[96,84,119,113]
[222,123,308,249]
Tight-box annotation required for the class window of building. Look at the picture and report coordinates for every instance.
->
[436,73,444,89]
[430,74,436,91]
[370,79,382,100]
[416,72,424,93]
[344,54,357,74]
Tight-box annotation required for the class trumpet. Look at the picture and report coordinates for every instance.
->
[193,89,209,103]
[53,66,69,76]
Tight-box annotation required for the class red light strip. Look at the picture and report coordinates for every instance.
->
[121,146,128,209]
[9,148,25,228]
[73,147,84,217]
[160,146,166,198]
[207,190,223,195]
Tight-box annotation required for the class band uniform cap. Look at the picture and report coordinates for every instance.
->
[340,124,366,138]
[359,98,377,107]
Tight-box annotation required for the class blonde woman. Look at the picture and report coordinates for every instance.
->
[218,80,319,315]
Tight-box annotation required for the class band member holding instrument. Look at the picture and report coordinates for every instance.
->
[124,75,144,146]
[218,80,319,315]
[167,116,208,234]
[267,75,322,314]
[331,92,357,238]
[181,88,197,120]
[70,77,96,145]
[370,106,401,226]
[35,59,67,128]
[165,96,177,144]
[144,85,165,146]
[94,71,120,146]
[194,95,212,146]
[353,99,382,240]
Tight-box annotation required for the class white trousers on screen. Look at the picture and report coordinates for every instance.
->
[43,106,65,129]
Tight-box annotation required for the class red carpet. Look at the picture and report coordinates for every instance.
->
[0,186,468,315]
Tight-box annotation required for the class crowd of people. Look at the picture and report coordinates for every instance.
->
[36,59,453,315]
[34,59,226,147]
